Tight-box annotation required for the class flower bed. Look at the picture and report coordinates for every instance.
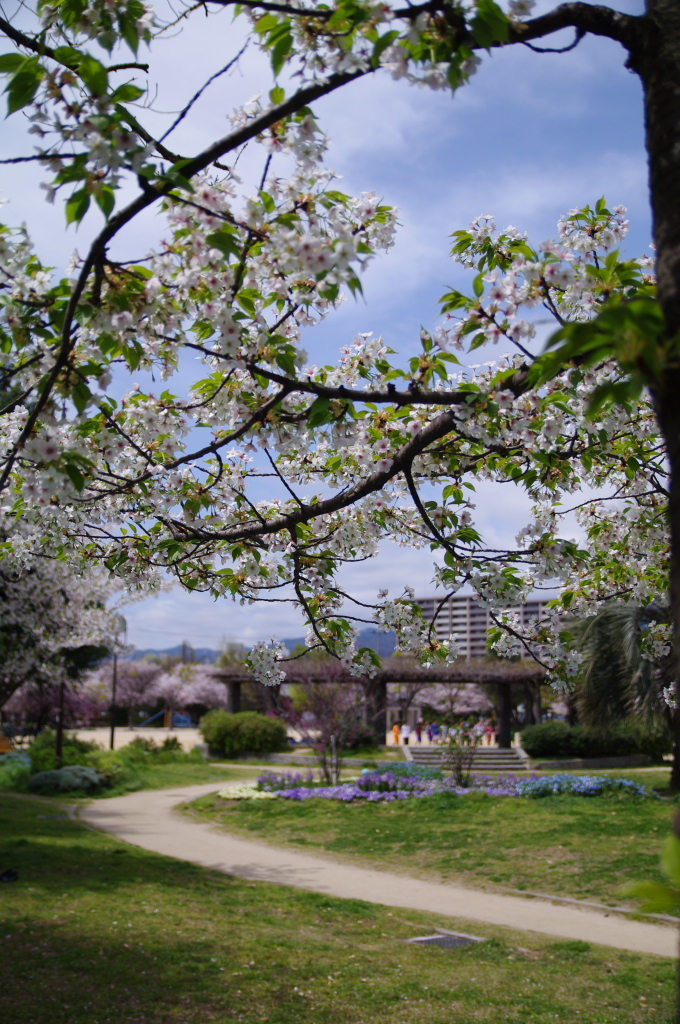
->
[227,768,656,803]
[257,770,316,791]
[217,784,277,800]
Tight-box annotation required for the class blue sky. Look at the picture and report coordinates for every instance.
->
[1,0,649,650]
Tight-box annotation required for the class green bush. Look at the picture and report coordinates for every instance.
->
[29,765,104,793]
[86,749,130,786]
[200,711,288,758]
[0,751,31,791]
[85,738,203,785]
[520,720,671,760]
[29,730,100,773]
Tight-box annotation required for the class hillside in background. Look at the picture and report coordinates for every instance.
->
[129,629,396,664]
[129,646,220,664]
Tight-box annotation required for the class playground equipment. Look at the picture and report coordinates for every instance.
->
[134,709,194,729]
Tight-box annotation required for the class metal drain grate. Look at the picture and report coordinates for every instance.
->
[408,930,485,950]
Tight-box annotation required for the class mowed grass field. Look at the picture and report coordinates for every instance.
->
[0,795,676,1024]
[183,770,678,906]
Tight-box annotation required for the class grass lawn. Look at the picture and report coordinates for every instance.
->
[183,770,679,907]
[95,761,258,798]
[0,794,675,1024]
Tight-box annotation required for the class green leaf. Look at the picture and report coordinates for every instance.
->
[357,646,382,667]
[275,345,297,376]
[160,165,195,193]
[72,381,93,414]
[95,188,115,219]
[440,289,470,314]
[473,272,484,298]
[111,83,145,103]
[307,397,333,428]
[63,462,85,492]
[5,59,43,115]
[587,378,643,419]
[52,46,82,67]
[236,291,257,317]
[255,13,280,35]
[121,20,140,55]
[269,85,285,104]
[271,31,294,76]
[78,54,108,96]
[206,230,242,259]
[661,835,680,887]
[470,0,510,49]
[258,190,276,214]
[66,189,91,225]
[371,30,400,67]
[0,54,27,75]
[623,879,678,914]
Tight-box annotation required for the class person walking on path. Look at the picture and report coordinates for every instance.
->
[401,722,411,746]
[392,722,401,746]
[415,719,423,744]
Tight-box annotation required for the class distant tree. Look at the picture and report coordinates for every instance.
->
[285,680,370,783]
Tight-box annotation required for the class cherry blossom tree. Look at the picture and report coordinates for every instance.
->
[86,658,161,721]
[84,660,231,719]
[1,1,680,780]
[0,546,123,708]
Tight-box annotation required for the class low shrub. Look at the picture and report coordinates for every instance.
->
[520,721,671,761]
[29,730,100,773]
[86,749,130,787]
[29,765,104,794]
[0,751,31,791]
[345,726,380,752]
[85,738,203,785]
[200,711,288,758]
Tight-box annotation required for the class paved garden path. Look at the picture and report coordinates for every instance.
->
[80,781,677,958]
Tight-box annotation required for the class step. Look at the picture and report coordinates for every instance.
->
[408,746,529,771]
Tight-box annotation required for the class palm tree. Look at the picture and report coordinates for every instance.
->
[570,603,670,731]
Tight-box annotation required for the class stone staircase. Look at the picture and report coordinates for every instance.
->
[407,745,530,772]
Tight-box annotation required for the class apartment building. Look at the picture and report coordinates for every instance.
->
[417,593,549,658]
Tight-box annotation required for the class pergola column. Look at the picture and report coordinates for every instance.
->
[229,679,241,714]
[497,684,512,749]
[367,678,387,745]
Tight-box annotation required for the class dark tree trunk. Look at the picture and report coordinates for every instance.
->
[497,685,512,749]
[55,680,65,768]
[639,0,680,791]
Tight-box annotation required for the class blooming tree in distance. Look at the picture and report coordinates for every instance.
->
[0,550,122,707]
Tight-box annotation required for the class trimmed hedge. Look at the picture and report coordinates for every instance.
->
[200,710,288,758]
[520,720,671,761]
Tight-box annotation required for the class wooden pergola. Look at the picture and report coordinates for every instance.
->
[211,657,547,748]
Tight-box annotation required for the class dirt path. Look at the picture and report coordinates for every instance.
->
[80,782,677,958]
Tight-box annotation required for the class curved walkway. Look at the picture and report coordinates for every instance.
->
[80,782,677,958]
